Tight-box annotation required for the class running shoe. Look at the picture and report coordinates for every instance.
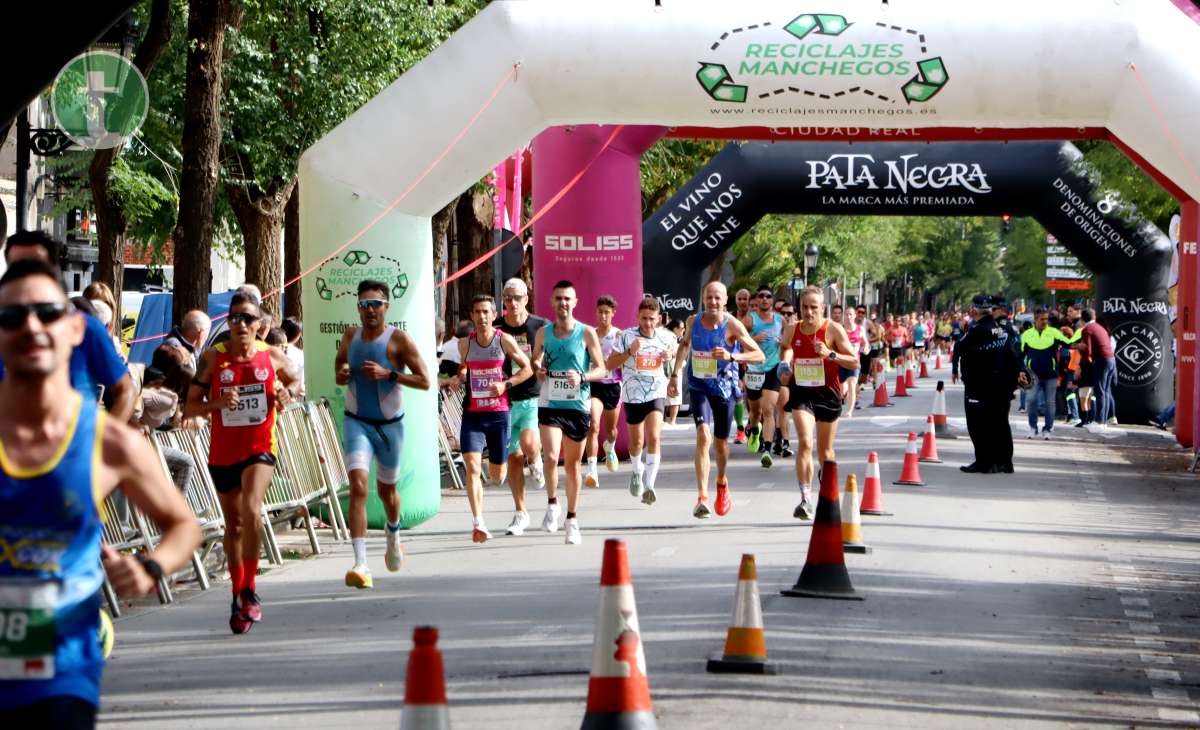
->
[239,588,262,623]
[229,598,252,635]
[735,427,746,445]
[345,564,373,589]
[747,426,760,454]
[472,523,493,543]
[793,499,813,520]
[1068,418,1082,426]
[1026,427,1038,439]
[1042,428,1053,440]
[385,529,404,572]
[641,486,656,505]
[585,472,599,489]
[780,441,794,458]
[505,510,531,536]
[542,502,563,532]
[760,450,773,468]
[531,461,546,490]
[629,471,643,498]
[605,447,619,473]
[772,439,783,456]
[714,484,732,516]
[565,518,582,545]
[693,498,711,519]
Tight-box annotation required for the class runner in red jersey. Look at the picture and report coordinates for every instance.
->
[779,286,859,521]
[186,292,299,634]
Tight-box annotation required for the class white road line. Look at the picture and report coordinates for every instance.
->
[1121,597,1151,607]
[1146,668,1182,682]
[1151,687,1189,701]
[1134,637,1167,649]
[757,481,776,490]
[1159,709,1200,723]
[1111,575,1141,583]
[1125,609,1155,619]
[1129,622,1161,634]
[1140,653,1174,665]
[651,546,678,558]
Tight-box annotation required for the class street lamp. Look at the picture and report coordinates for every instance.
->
[789,265,803,307]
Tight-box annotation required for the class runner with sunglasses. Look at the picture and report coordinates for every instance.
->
[332,280,430,589]
[187,292,300,633]
[741,286,784,468]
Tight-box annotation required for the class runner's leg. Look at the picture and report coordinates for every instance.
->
[644,409,663,488]
[584,397,602,482]
[563,434,586,515]
[792,408,817,488]
[464,452,484,520]
[695,424,713,500]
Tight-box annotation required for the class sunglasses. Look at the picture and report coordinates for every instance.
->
[502,294,526,301]
[756,293,773,299]
[0,302,73,330]
[781,311,796,316]
[228,312,260,326]
[358,299,387,310]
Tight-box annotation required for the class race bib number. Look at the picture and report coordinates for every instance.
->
[746,372,766,390]
[221,383,268,427]
[470,374,502,400]
[548,371,581,401]
[0,581,57,679]
[635,352,662,372]
[691,352,718,380]
[891,337,902,348]
[794,358,825,388]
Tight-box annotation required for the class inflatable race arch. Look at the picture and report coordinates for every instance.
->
[300,0,1200,525]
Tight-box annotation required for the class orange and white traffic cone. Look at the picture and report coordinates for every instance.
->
[905,358,918,389]
[919,415,942,463]
[859,451,892,516]
[919,357,930,379]
[400,626,450,730]
[932,381,958,439]
[841,474,871,554]
[893,358,910,398]
[870,371,893,408]
[707,554,777,675]
[781,460,863,601]
[935,352,943,370]
[582,539,657,730]
[893,432,926,486]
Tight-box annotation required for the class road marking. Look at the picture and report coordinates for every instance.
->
[1111,575,1140,583]
[1129,622,1161,633]
[1146,668,1182,682]
[1152,687,1189,701]
[1134,637,1167,649]
[1121,596,1150,607]
[757,481,776,490]
[734,498,752,507]
[651,546,678,558]
[1125,609,1155,619]
[1140,653,1174,665]
[1159,709,1200,723]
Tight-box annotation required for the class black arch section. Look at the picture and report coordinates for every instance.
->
[642,141,1173,424]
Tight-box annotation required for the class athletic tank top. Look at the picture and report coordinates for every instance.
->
[0,396,105,707]
[596,328,623,384]
[846,323,866,355]
[463,331,509,413]
[747,312,783,373]
[687,314,740,399]
[496,314,548,402]
[539,322,591,411]
[209,341,277,466]
[789,320,841,395]
[346,326,403,421]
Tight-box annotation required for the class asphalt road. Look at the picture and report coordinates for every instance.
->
[99,369,1200,728]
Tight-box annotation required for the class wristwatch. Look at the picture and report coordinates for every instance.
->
[388,370,399,383]
[827,350,838,361]
[135,553,164,581]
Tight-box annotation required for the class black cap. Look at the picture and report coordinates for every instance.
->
[971,294,993,308]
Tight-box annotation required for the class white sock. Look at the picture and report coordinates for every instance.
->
[530,458,543,477]
[473,515,486,529]
[587,456,597,472]
[604,439,615,454]
[645,452,661,488]
[352,537,368,565]
[631,451,644,475]
[386,520,401,533]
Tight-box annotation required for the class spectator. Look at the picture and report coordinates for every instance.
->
[438,318,473,381]
[163,309,212,370]
[1078,308,1117,432]
[1,231,134,420]
[264,327,287,348]
[84,281,122,350]
[136,365,196,497]
[281,317,305,397]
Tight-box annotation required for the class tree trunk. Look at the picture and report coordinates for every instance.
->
[706,247,729,283]
[173,0,232,321]
[453,190,495,321]
[226,177,295,319]
[283,181,301,321]
[431,196,457,332]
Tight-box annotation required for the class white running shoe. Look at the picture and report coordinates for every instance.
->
[629,471,643,498]
[385,530,404,572]
[1042,428,1052,440]
[1026,427,1038,439]
[605,448,619,473]
[505,510,531,536]
[564,518,582,545]
[542,502,563,532]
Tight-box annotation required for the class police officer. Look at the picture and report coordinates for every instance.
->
[952,295,1022,474]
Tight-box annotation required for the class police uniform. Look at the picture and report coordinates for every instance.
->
[952,300,1022,473]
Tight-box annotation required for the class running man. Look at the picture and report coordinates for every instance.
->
[187,291,300,632]
[532,280,607,545]
[741,285,784,468]
[779,287,860,520]
[332,280,430,589]
[494,278,548,534]
[668,282,764,518]
[732,288,752,444]
[606,297,677,505]
[450,295,531,541]
[0,260,200,728]
[772,304,797,459]
[584,296,623,488]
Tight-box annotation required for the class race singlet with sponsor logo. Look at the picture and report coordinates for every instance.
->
[209,341,278,465]
[464,332,510,413]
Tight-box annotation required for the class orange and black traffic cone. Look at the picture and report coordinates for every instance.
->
[859,452,892,516]
[932,381,958,439]
[707,554,777,675]
[841,474,871,554]
[781,460,863,601]
[919,357,930,379]
[893,432,926,486]
[582,539,657,730]
[400,626,450,730]
[919,415,942,463]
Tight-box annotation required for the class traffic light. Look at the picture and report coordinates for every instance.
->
[1001,213,1012,234]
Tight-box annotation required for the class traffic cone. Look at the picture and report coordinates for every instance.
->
[841,474,871,554]
[893,358,909,398]
[582,539,657,730]
[905,359,918,389]
[893,432,926,486]
[707,554,777,675]
[870,377,893,407]
[935,352,943,370]
[859,452,892,516]
[781,460,863,601]
[932,381,958,439]
[919,415,942,463]
[400,626,449,730]
[919,357,930,379]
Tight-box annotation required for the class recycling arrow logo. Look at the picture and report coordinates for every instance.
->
[315,250,409,302]
[901,57,949,103]
[697,63,748,103]
[784,13,851,39]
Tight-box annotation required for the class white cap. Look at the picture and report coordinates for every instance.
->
[502,278,528,296]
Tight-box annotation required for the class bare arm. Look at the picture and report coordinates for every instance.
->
[500,333,533,388]
[390,330,431,391]
[581,327,609,383]
[670,316,695,379]
[726,317,765,365]
[106,374,135,422]
[334,329,354,385]
[184,350,232,418]
[605,331,634,372]
[269,347,299,406]
[779,322,797,366]
[531,327,547,381]
[818,322,860,369]
[98,419,202,596]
